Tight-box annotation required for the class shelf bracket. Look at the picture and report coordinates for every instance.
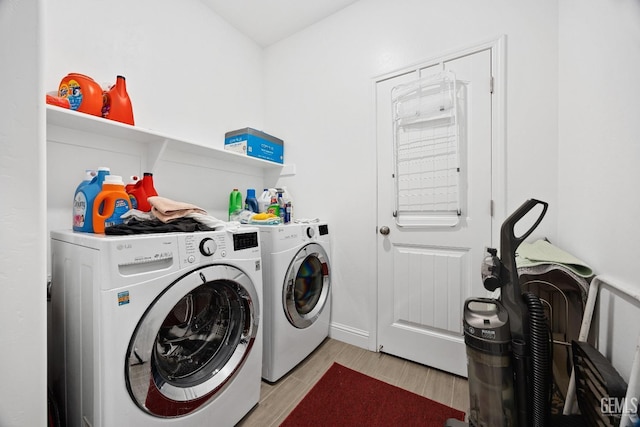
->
[146,139,169,173]
[279,163,297,177]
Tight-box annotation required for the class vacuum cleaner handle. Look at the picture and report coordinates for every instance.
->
[500,198,549,255]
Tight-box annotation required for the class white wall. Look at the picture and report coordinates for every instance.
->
[0,1,47,426]
[558,0,640,379]
[263,0,560,348]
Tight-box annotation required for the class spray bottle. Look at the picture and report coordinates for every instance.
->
[280,187,293,223]
[266,193,280,217]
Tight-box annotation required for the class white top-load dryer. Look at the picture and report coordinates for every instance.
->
[258,222,332,382]
[48,228,262,427]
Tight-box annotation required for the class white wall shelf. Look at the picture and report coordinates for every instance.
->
[46,105,289,173]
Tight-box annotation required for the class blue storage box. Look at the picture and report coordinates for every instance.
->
[224,128,284,164]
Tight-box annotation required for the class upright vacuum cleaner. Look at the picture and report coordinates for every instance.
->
[446,199,552,427]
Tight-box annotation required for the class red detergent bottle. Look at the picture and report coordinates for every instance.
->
[129,172,158,212]
[125,176,140,210]
[103,75,134,125]
[142,172,158,198]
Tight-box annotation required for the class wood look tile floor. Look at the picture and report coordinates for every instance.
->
[237,338,469,427]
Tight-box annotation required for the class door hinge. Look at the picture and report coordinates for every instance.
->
[490,200,494,217]
[490,76,494,94]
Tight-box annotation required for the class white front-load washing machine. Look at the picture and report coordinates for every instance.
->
[258,222,332,382]
[48,228,262,427]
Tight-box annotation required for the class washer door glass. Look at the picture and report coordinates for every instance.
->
[283,243,331,329]
[126,264,259,418]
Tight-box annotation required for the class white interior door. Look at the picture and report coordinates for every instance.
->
[376,48,494,377]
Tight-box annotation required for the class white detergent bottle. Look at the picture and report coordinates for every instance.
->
[258,188,271,213]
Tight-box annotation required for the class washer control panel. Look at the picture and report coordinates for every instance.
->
[180,233,229,265]
[177,230,260,265]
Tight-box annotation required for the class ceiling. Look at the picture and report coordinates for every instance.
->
[201,0,360,47]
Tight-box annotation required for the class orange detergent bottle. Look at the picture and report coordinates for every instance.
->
[93,175,132,233]
[58,73,104,117]
[104,75,134,125]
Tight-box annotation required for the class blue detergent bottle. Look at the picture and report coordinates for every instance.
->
[73,166,110,232]
[245,188,259,213]
[71,169,95,228]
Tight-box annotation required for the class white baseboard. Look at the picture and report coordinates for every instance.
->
[329,322,370,350]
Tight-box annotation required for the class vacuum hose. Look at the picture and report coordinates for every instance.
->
[523,292,552,427]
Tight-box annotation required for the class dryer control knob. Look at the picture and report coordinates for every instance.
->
[199,238,217,256]
[306,227,315,238]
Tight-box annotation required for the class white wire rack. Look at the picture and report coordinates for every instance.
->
[391,71,464,227]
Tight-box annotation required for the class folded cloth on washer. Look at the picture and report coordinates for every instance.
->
[516,239,594,278]
[148,196,207,223]
[105,217,218,235]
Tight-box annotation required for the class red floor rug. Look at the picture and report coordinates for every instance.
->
[280,362,465,427]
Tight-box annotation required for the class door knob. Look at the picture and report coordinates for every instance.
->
[379,226,390,235]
